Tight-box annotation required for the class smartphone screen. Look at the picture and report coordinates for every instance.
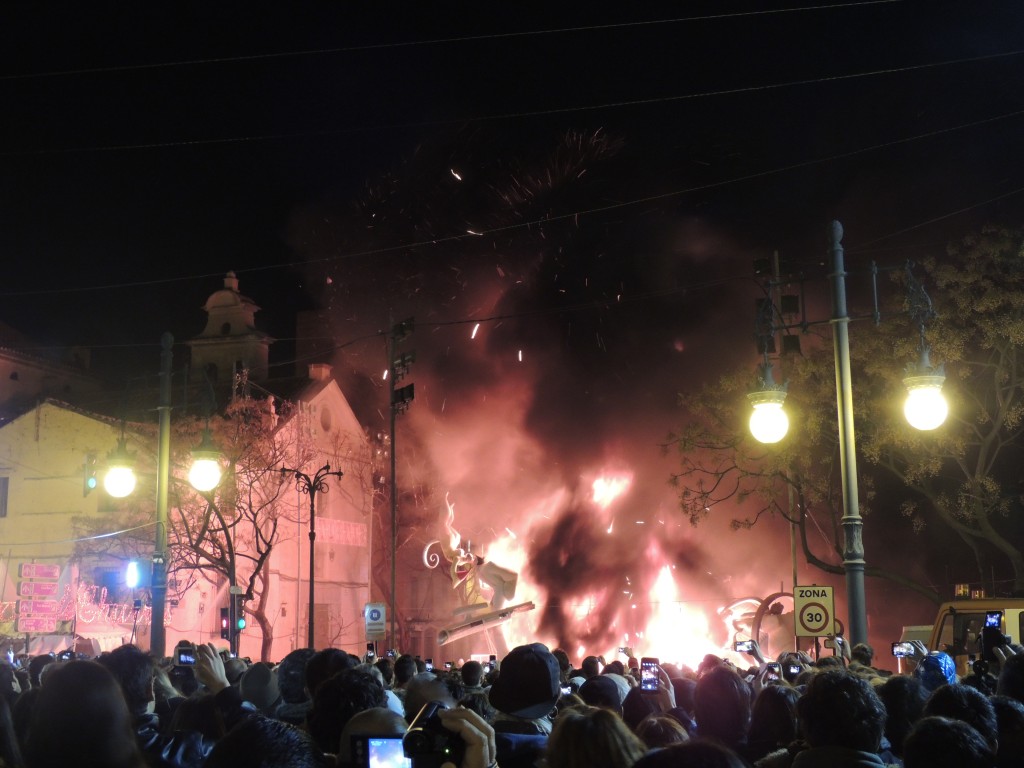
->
[368,737,411,768]
[765,662,781,681]
[891,641,914,657]
[640,657,659,692]
[734,640,753,653]
[444,661,453,670]
[986,611,1002,628]
[176,648,196,666]
[425,658,433,671]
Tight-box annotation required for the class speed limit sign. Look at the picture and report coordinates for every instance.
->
[794,585,835,637]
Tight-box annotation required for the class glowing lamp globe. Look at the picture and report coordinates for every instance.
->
[749,401,790,444]
[188,428,222,492]
[903,375,948,431]
[104,465,137,498]
[188,457,222,492]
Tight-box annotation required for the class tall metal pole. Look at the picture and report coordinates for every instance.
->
[280,464,343,649]
[828,221,867,646]
[389,333,398,651]
[151,332,173,658]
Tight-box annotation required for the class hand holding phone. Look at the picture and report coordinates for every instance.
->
[640,657,659,692]
[734,640,754,653]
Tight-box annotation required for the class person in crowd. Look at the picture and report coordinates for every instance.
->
[335,707,408,768]
[23,660,147,768]
[990,694,1024,768]
[374,656,395,689]
[488,643,561,768]
[849,643,874,668]
[632,740,750,768]
[875,672,927,759]
[152,662,186,721]
[392,654,418,703]
[304,648,357,698]
[0,695,23,768]
[25,656,53,690]
[98,642,249,768]
[791,669,888,768]
[913,650,957,693]
[306,667,386,755]
[10,688,38,756]
[273,647,316,725]
[168,692,229,742]
[552,648,573,687]
[922,682,999,753]
[902,715,994,768]
[997,649,1024,704]
[580,675,625,716]
[544,704,647,768]
[240,661,281,715]
[204,715,329,768]
[461,660,486,693]
[580,655,601,680]
[633,712,690,751]
[694,664,754,761]
[746,684,799,763]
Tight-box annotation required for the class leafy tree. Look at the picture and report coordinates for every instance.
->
[671,226,1024,601]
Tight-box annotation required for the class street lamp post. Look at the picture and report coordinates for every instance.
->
[102,332,223,659]
[748,222,948,647]
[279,464,344,649]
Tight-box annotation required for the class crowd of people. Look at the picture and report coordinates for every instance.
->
[0,633,1023,768]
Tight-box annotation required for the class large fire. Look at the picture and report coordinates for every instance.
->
[461,471,786,671]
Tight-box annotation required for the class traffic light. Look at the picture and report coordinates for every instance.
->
[232,594,246,637]
[220,607,230,640]
[83,453,98,496]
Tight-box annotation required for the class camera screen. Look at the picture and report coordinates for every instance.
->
[765,663,780,680]
[734,640,753,653]
[986,612,1002,628]
[891,642,914,657]
[787,664,801,676]
[176,650,196,666]
[641,659,659,691]
[368,737,410,768]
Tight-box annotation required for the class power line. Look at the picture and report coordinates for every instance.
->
[6,47,1021,159]
[0,1,902,82]
[2,105,1022,300]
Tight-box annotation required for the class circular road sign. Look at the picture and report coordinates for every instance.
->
[798,601,830,635]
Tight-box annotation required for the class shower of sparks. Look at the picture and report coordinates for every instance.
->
[450,169,463,181]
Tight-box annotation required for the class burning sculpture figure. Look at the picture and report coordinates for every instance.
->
[423,494,518,610]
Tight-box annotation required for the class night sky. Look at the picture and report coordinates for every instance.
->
[4,1,1024,653]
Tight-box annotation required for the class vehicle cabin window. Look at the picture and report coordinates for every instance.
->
[938,613,985,657]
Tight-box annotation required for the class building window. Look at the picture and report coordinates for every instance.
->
[0,477,8,518]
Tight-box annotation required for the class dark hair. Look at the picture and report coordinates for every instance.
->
[797,670,885,751]
[461,660,484,687]
[304,648,356,697]
[998,652,1024,704]
[545,705,646,768]
[632,740,748,768]
[0,694,23,768]
[876,673,928,757]
[694,665,752,747]
[394,654,417,685]
[374,657,394,686]
[634,713,689,750]
[621,686,659,731]
[168,692,227,741]
[24,660,146,768]
[850,642,874,666]
[747,684,799,761]
[26,656,55,689]
[603,660,625,677]
[306,668,385,754]
[923,683,998,751]
[204,715,329,768]
[95,644,155,716]
[276,648,316,704]
[581,656,600,678]
[990,694,1024,767]
[903,715,994,768]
